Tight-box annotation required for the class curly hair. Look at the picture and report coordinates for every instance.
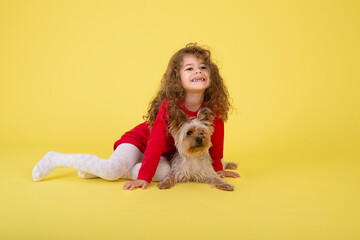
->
[143,43,232,127]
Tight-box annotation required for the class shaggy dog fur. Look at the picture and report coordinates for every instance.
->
[157,108,236,191]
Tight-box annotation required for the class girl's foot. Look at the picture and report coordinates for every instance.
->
[32,151,57,181]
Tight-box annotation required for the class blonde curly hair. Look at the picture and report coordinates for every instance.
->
[144,43,232,127]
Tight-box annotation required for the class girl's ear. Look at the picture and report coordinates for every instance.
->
[197,107,214,123]
[169,110,189,136]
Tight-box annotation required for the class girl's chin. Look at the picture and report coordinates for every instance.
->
[190,82,210,87]
[184,87,209,93]
[183,82,210,92]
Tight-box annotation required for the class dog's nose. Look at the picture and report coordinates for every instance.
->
[196,137,203,144]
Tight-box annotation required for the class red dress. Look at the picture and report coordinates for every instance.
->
[113,100,224,183]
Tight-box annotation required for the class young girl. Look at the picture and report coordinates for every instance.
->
[32,43,240,190]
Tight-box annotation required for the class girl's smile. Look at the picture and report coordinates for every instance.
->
[180,54,211,93]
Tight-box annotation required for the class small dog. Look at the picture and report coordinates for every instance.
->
[157,107,237,191]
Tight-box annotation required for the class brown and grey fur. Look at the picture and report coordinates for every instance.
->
[157,108,236,191]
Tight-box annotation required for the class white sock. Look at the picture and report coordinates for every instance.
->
[77,171,98,179]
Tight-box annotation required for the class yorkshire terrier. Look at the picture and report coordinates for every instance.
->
[157,107,237,191]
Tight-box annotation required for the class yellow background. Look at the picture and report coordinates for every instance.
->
[1,0,359,239]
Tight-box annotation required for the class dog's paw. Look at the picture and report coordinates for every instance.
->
[217,183,234,191]
[157,180,174,190]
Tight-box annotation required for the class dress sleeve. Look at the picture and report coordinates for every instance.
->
[137,101,169,183]
[209,118,224,172]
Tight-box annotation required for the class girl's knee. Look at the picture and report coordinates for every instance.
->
[153,160,170,181]
[159,162,170,174]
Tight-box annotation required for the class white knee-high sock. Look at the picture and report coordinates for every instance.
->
[32,143,142,181]
[121,157,171,182]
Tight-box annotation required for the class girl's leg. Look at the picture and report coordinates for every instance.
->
[32,143,142,181]
[77,171,99,179]
[121,157,170,182]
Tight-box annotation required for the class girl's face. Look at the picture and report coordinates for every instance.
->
[179,54,211,94]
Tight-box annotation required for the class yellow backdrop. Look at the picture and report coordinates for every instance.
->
[1,0,359,239]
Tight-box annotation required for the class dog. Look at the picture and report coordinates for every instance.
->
[157,107,237,191]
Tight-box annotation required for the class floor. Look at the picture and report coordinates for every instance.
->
[1,146,358,240]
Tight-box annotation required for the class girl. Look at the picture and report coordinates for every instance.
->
[32,43,240,190]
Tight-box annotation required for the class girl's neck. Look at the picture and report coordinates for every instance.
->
[183,92,204,112]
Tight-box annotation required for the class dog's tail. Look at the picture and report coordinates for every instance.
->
[224,162,238,170]
[221,159,238,170]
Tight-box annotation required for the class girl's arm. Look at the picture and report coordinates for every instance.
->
[209,118,225,171]
[137,109,168,183]
[123,101,169,190]
[210,118,240,178]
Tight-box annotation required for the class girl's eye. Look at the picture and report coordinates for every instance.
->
[186,67,193,71]
[186,131,193,135]
[200,66,207,69]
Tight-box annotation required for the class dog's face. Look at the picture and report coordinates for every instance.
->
[170,108,214,155]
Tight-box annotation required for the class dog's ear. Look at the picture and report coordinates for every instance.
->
[169,109,189,136]
[197,107,214,123]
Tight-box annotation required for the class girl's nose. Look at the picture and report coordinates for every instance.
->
[196,69,202,74]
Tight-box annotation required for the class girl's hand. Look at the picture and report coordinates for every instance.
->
[123,179,149,190]
[216,170,240,178]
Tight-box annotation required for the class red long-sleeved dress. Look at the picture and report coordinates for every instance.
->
[113,100,224,183]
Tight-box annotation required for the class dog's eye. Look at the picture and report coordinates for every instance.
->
[186,131,193,135]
